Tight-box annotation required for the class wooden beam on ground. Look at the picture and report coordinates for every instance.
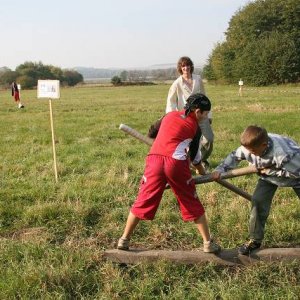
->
[104,248,300,266]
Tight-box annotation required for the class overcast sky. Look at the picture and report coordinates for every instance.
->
[1,0,251,70]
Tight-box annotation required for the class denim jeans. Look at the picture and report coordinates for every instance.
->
[249,178,300,242]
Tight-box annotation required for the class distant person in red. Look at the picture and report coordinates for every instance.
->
[11,81,24,108]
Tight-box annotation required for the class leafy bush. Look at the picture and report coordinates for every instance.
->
[111,76,122,86]
[0,61,83,88]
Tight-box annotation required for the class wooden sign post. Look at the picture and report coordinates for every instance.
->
[238,79,244,96]
[37,80,60,183]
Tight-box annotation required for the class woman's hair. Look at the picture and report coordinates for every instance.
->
[177,56,194,74]
[240,125,268,148]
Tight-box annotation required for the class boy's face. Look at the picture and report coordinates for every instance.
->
[245,143,268,156]
[195,109,209,122]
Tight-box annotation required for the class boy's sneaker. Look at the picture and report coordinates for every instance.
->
[117,237,130,250]
[238,240,261,255]
[203,239,221,253]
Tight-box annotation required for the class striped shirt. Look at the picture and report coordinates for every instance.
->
[216,134,300,187]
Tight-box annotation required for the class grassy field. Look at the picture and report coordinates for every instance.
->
[0,83,300,299]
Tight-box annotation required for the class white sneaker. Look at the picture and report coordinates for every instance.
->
[117,237,130,250]
[203,239,221,253]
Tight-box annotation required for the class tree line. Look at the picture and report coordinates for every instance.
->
[0,62,83,89]
[111,67,204,85]
[203,0,299,85]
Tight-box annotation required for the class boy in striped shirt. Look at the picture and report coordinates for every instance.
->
[215,125,300,255]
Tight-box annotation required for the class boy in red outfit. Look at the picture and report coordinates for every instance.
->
[117,93,221,253]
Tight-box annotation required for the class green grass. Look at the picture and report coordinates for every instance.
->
[0,83,300,299]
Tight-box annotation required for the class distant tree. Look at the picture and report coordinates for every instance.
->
[16,75,36,89]
[0,66,11,76]
[50,66,64,82]
[0,70,18,86]
[111,76,122,86]
[11,62,82,88]
[203,57,216,81]
[120,70,128,82]
[62,70,83,86]
[127,70,140,82]
[204,0,300,85]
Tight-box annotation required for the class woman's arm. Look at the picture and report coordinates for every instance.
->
[166,80,179,113]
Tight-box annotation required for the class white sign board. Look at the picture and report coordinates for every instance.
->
[37,80,60,99]
[239,80,244,86]
[17,84,21,90]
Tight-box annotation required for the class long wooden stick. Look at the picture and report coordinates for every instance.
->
[49,99,58,183]
[193,165,258,184]
[119,124,154,145]
[215,179,252,201]
[119,123,256,201]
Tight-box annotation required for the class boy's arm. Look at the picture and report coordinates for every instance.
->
[189,127,202,167]
[215,147,246,173]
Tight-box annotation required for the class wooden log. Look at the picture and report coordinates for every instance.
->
[104,248,300,266]
[164,177,253,201]
[119,124,154,146]
[216,179,252,201]
[193,165,258,185]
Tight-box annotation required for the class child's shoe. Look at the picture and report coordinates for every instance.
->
[238,239,261,255]
[203,239,221,253]
[117,237,130,250]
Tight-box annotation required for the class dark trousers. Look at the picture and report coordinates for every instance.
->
[250,178,300,242]
[199,118,214,162]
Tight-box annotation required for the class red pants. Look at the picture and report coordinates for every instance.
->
[131,154,205,221]
[14,91,20,101]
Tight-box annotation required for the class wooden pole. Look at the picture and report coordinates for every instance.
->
[49,99,58,183]
[119,124,154,145]
[193,165,258,185]
[215,179,252,201]
[119,123,256,201]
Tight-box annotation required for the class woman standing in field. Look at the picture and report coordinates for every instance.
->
[166,56,213,170]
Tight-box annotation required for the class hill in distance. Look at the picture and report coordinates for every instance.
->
[75,62,203,79]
